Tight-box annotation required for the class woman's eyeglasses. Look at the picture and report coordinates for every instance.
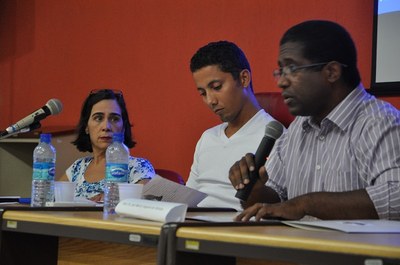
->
[89,89,123,97]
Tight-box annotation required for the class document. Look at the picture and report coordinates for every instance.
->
[115,198,188,222]
[142,175,207,207]
[282,220,400,233]
[185,212,239,222]
[45,197,102,207]
[186,212,283,224]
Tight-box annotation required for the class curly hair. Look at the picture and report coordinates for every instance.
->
[190,40,253,91]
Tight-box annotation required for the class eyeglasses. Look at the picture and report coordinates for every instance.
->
[272,62,347,80]
[89,89,123,97]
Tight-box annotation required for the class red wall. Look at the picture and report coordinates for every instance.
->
[1,0,399,180]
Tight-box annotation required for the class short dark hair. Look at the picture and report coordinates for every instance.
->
[280,20,361,88]
[190,40,253,90]
[72,89,136,152]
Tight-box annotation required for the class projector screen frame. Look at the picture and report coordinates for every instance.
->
[369,0,400,96]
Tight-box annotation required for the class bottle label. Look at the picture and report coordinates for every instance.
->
[106,163,128,182]
[32,162,55,180]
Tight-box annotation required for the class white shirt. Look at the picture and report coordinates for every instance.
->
[186,110,276,211]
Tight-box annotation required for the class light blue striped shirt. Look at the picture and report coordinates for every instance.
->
[266,85,400,219]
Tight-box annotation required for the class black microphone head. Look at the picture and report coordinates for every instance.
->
[46,99,63,115]
[265,120,284,140]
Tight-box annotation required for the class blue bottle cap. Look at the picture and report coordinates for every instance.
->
[40,133,51,143]
[112,133,124,142]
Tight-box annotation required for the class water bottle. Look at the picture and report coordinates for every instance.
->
[31,133,56,207]
[104,132,129,214]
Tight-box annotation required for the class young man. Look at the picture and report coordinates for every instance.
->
[230,20,400,220]
[187,41,277,211]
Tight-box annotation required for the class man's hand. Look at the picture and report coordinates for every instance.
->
[234,190,379,221]
[235,198,307,221]
[229,153,268,190]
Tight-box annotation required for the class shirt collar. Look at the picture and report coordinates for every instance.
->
[302,84,370,132]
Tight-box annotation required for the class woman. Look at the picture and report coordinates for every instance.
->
[59,89,154,202]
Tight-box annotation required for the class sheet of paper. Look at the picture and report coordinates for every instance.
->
[45,197,102,207]
[282,220,400,233]
[142,174,207,207]
[45,201,99,207]
[0,202,19,205]
[185,212,239,222]
[185,212,283,224]
[115,198,188,223]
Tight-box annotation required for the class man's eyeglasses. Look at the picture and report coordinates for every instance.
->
[89,89,123,97]
[272,62,347,80]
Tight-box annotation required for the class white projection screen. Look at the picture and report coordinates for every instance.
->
[370,0,400,95]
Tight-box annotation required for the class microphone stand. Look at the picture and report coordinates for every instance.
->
[0,122,42,140]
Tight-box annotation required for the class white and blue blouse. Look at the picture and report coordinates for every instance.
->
[65,156,154,199]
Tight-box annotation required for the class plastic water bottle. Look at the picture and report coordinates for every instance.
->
[31,133,56,207]
[104,132,129,214]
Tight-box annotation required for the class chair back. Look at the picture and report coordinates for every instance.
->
[255,92,295,128]
[155,168,185,185]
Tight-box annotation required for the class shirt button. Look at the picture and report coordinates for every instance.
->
[316,165,321,170]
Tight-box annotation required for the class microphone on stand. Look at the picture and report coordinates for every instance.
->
[0,122,42,140]
[0,99,62,138]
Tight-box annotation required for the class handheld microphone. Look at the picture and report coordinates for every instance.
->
[0,99,63,137]
[235,120,284,201]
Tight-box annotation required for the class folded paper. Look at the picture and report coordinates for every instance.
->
[115,198,188,223]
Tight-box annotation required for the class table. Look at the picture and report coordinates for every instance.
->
[0,207,163,264]
[2,208,399,265]
[160,214,400,265]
